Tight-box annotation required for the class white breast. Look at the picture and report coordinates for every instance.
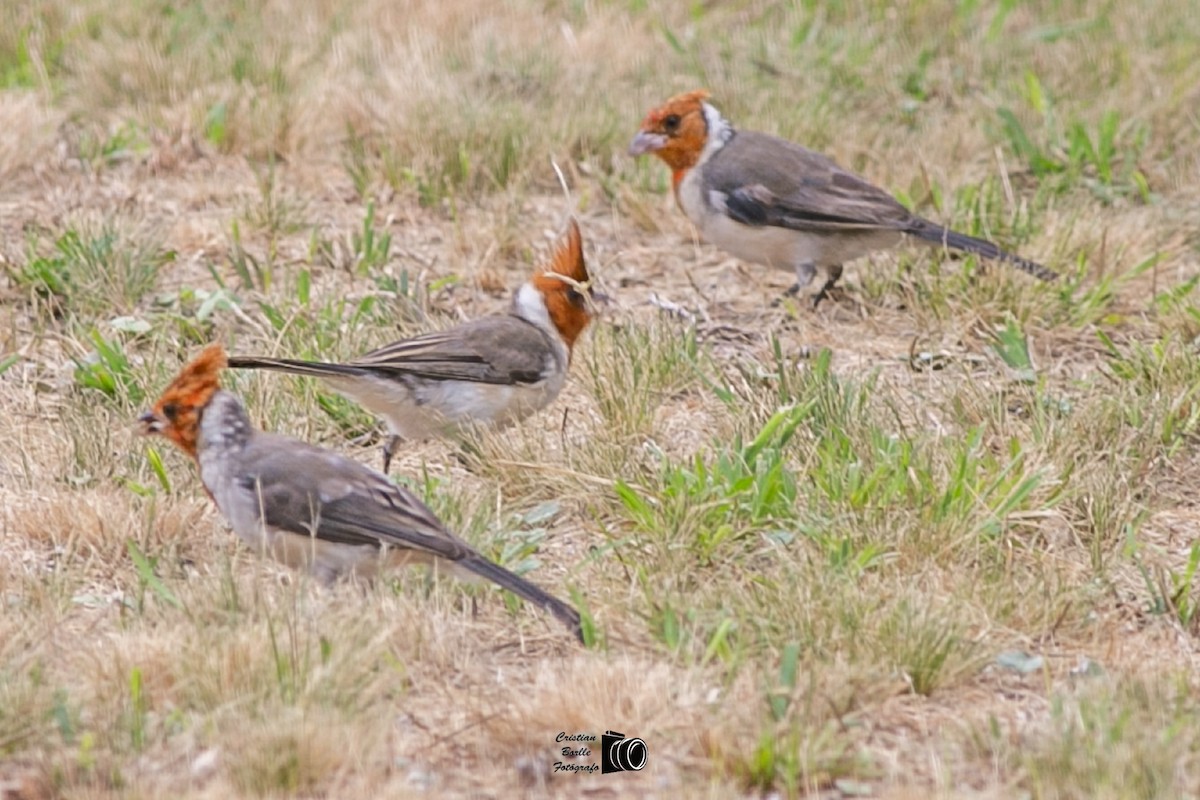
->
[679,169,904,273]
[323,370,565,441]
[677,171,817,271]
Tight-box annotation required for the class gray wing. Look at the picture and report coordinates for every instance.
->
[350,315,554,385]
[239,436,474,558]
[236,435,584,638]
[706,131,915,233]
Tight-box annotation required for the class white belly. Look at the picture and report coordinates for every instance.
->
[676,168,903,273]
[258,525,382,583]
[326,372,565,440]
[698,208,829,270]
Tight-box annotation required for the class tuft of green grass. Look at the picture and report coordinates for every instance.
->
[72,329,146,408]
[878,601,980,696]
[0,9,68,91]
[1016,677,1200,799]
[127,538,183,613]
[583,320,702,441]
[9,224,174,318]
[729,724,862,796]
[350,200,392,276]
[615,402,807,566]
[994,71,1150,203]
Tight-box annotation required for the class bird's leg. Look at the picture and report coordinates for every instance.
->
[810,264,845,310]
[773,259,818,307]
[381,434,400,474]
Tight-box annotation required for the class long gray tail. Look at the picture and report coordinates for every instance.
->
[908,219,1057,281]
[459,555,583,642]
[226,355,372,379]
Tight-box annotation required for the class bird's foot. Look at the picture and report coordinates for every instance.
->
[381,435,400,474]
[810,284,839,310]
[770,282,849,311]
[770,282,804,308]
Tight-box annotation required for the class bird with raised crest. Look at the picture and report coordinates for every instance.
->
[228,220,602,472]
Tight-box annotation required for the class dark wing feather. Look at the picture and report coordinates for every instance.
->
[239,435,583,639]
[707,131,915,233]
[241,437,472,558]
[706,131,1056,281]
[349,315,555,385]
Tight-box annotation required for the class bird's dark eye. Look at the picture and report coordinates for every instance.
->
[566,288,585,307]
[663,114,681,132]
[162,402,179,420]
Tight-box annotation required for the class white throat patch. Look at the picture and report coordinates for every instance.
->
[699,102,735,164]
[512,282,553,334]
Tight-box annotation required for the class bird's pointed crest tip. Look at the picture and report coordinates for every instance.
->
[527,220,597,351]
[188,342,229,377]
[548,218,588,283]
[156,342,228,409]
[166,342,228,398]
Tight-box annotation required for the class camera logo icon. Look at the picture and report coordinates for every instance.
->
[601,730,647,773]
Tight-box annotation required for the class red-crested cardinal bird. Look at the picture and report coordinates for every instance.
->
[629,89,1056,307]
[228,220,600,472]
[138,343,583,640]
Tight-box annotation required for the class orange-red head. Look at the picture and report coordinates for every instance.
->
[138,343,227,460]
[529,219,601,352]
[628,89,713,174]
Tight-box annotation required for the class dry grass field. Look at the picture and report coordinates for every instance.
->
[2,0,1199,797]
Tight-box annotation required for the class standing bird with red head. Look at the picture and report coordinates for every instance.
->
[629,90,1056,307]
[228,220,600,472]
[138,343,584,640]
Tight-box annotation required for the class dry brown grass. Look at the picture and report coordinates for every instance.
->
[2,0,1200,797]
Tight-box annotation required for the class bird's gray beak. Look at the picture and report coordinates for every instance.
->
[628,131,667,157]
[137,409,165,436]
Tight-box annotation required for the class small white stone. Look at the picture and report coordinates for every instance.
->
[190,747,220,779]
